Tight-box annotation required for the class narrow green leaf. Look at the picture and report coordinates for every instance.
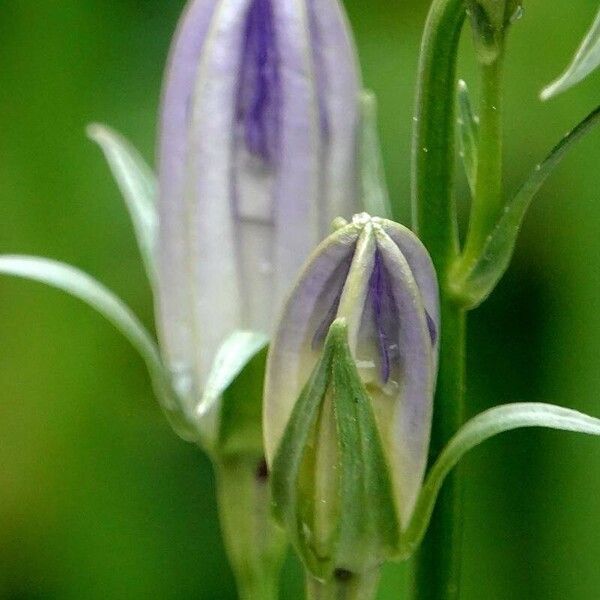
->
[457,80,479,196]
[87,124,158,282]
[453,105,600,308]
[195,331,268,454]
[541,8,600,100]
[401,402,600,558]
[0,255,196,441]
[359,90,392,219]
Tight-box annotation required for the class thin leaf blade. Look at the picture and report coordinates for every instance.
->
[402,402,600,558]
[0,255,195,440]
[87,124,158,282]
[454,105,600,308]
[541,8,600,100]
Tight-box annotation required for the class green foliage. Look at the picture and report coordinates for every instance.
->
[403,403,600,558]
[451,105,600,308]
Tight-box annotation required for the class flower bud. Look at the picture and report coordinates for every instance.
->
[265,214,439,576]
[155,0,361,403]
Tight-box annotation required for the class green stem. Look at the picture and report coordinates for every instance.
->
[305,569,381,600]
[411,0,465,275]
[411,1,467,599]
[413,303,466,600]
[215,456,287,600]
[461,47,506,269]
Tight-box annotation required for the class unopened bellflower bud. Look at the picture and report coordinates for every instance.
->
[265,214,439,576]
[156,0,361,403]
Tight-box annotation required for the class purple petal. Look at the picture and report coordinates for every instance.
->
[368,248,399,383]
[264,226,359,462]
[374,229,435,526]
[382,221,440,350]
[273,0,361,282]
[156,0,221,394]
[157,0,361,398]
[237,0,280,163]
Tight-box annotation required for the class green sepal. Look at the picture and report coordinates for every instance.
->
[87,124,157,284]
[457,80,479,197]
[218,344,268,456]
[0,255,196,441]
[359,90,392,219]
[196,331,269,456]
[451,104,600,308]
[541,7,600,100]
[271,319,399,580]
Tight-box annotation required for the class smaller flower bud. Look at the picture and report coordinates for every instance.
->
[265,214,439,578]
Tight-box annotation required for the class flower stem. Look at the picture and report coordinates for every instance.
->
[411,0,467,599]
[215,456,287,600]
[305,569,381,600]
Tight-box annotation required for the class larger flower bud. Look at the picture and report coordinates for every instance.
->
[265,214,439,577]
[156,0,361,404]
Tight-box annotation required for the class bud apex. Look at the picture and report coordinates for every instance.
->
[265,215,439,575]
[467,0,523,63]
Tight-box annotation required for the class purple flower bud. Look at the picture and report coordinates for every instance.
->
[265,214,439,526]
[155,0,361,400]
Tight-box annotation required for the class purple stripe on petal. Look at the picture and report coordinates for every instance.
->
[368,248,400,384]
[237,0,280,163]
[311,249,354,350]
[425,311,437,345]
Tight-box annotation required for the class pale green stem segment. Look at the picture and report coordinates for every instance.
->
[410,1,466,600]
[306,569,380,600]
[215,456,287,600]
[402,403,600,558]
[0,255,195,441]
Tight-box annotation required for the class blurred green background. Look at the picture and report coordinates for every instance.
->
[1,1,599,598]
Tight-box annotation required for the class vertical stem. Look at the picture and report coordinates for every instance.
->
[462,48,505,266]
[411,1,467,600]
[412,0,465,275]
[306,569,381,600]
[413,302,465,600]
[215,456,287,600]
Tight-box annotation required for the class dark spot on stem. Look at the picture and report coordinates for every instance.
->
[255,457,269,482]
[334,568,353,582]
